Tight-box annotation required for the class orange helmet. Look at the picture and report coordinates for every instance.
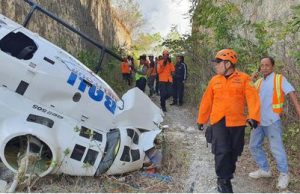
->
[162,50,169,55]
[215,49,238,64]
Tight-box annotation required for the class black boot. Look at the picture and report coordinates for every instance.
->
[217,179,233,193]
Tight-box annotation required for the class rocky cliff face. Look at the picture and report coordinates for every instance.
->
[231,0,299,22]
[192,0,300,62]
[0,0,132,55]
[206,0,299,22]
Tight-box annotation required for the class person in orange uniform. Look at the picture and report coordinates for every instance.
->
[197,49,261,193]
[157,50,175,112]
[120,57,131,86]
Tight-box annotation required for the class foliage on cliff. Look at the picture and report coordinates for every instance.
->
[111,0,145,38]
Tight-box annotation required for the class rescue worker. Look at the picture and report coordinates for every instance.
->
[157,50,175,112]
[197,49,261,193]
[147,54,157,96]
[120,57,131,86]
[127,55,134,82]
[134,54,148,92]
[155,55,163,95]
[171,55,187,106]
[249,56,300,189]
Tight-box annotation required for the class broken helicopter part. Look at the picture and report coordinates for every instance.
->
[0,0,164,185]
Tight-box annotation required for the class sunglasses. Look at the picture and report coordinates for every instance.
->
[211,58,224,63]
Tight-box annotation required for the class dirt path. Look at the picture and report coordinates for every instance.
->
[154,96,281,193]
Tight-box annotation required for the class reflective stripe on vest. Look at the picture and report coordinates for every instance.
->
[255,78,263,89]
[254,74,284,113]
[273,74,284,113]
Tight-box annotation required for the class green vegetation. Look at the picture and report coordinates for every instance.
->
[132,32,163,57]
[111,0,145,37]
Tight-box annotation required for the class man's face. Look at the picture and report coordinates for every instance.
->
[163,54,169,60]
[140,59,145,65]
[213,59,226,75]
[260,58,274,77]
[176,56,180,63]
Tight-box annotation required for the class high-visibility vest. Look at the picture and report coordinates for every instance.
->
[135,65,147,81]
[255,74,285,114]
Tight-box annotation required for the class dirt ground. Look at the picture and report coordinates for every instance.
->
[157,95,298,193]
[0,95,298,192]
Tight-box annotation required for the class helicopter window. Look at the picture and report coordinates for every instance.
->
[133,133,139,144]
[120,146,131,162]
[126,128,134,138]
[92,132,103,142]
[131,149,140,162]
[0,32,37,60]
[26,114,54,128]
[79,126,92,138]
[15,80,29,95]
[70,144,86,161]
[83,149,98,166]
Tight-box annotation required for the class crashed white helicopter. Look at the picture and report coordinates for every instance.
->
[0,0,163,184]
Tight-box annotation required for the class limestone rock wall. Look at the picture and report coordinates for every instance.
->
[0,0,132,55]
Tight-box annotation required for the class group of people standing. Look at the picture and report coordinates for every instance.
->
[120,49,188,112]
[122,48,300,193]
[197,49,300,192]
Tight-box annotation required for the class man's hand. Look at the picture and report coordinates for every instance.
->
[198,123,204,131]
[251,71,260,81]
[247,119,258,129]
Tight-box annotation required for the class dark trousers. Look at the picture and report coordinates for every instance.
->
[155,75,159,94]
[147,75,156,96]
[211,118,245,180]
[159,82,173,109]
[172,79,184,104]
[122,73,131,86]
[136,77,147,92]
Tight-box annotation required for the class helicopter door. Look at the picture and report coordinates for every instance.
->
[59,124,106,176]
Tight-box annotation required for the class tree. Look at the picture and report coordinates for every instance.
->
[161,26,186,55]
[111,0,145,37]
[131,32,163,57]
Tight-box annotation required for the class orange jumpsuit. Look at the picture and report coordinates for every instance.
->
[157,60,175,111]
[121,62,130,74]
[197,70,261,127]
[157,60,175,82]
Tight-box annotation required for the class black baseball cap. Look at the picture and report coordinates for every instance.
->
[138,55,146,60]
